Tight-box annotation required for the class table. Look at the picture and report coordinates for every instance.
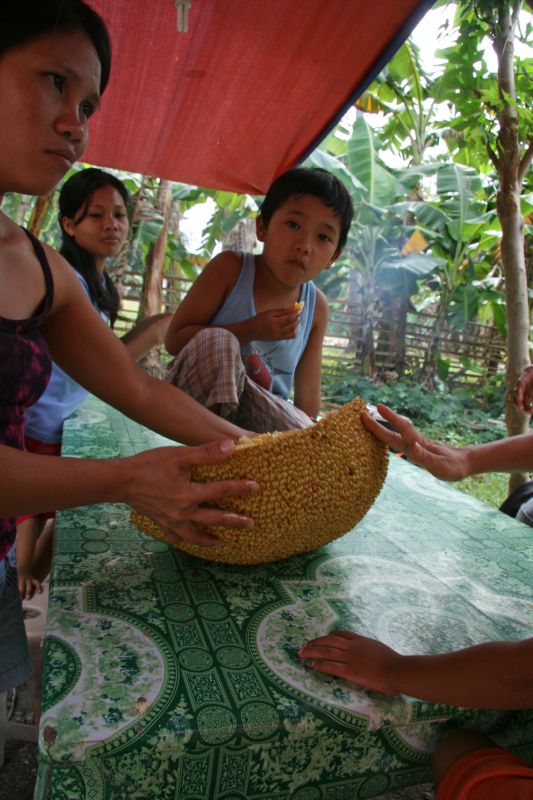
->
[35,396,533,800]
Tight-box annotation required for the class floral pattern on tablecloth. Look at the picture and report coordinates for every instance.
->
[36,396,533,800]
[252,554,533,731]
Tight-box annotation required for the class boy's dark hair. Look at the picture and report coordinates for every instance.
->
[259,167,353,252]
[59,168,129,326]
[0,0,111,94]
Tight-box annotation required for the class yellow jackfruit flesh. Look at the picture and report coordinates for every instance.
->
[131,397,388,564]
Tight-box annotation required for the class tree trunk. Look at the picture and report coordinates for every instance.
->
[421,297,447,389]
[138,180,172,377]
[141,180,171,319]
[491,2,532,491]
[115,176,149,289]
[221,217,256,252]
[393,295,409,377]
[360,284,377,378]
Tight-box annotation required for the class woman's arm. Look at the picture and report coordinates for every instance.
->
[299,632,533,709]
[2,440,258,545]
[293,290,328,419]
[42,248,250,445]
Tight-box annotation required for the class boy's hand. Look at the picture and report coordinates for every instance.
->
[17,570,43,601]
[249,308,301,341]
[515,365,533,413]
[299,631,400,694]
[361,404,471,481]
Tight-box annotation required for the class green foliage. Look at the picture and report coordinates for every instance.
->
[322,373,506,440]
[436,1,533,174]
[393,161,501,339]
[199,190,257,258]
[309,116,443,302]
[358,40,444,165]
[455,471,509,509]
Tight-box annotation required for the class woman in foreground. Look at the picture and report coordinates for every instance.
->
[0,1,257,693]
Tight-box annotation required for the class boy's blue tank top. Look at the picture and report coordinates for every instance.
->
[210,252,316,400]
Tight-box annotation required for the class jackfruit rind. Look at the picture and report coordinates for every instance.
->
[131,397,388,564]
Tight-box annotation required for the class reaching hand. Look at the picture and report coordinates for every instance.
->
[361,404,471,482]
[515,365,533,414]
[124,439,259,546]
[248,308,301,341]
[17,570,43,601]
[299,631,400,694]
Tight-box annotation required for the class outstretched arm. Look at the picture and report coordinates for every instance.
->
[7,246,263,547]
[299,632,533,709]
[362,404,533,480]
[2,439,258,546]
[43,249,252,446]
[121,312,171,361]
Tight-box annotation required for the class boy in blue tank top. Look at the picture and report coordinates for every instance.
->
[166,168,353,433]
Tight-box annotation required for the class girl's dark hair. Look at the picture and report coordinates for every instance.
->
[59,168,129,326]
[259,167,354,253]
[0,1,111,94]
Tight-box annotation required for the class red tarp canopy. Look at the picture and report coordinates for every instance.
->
[86,0,435,194]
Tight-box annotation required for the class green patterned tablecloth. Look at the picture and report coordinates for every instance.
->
[35,396,533,800]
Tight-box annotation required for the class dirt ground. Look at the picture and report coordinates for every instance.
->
[0,683,38,800]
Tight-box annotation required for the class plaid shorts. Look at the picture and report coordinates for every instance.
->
[166,328,313,433]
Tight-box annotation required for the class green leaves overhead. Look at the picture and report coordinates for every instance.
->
[435,3,532,169]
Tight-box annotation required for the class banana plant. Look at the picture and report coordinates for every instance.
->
[308,115,442,377]
[199,189,258,258]
[358,40,446,167]
[394,161,499,381]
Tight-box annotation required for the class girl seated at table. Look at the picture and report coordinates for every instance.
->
[300,401,533,799]
[16,168,171,601]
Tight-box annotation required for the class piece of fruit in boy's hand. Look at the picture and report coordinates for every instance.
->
[294,301,304,312]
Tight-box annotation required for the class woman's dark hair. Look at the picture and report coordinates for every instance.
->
[0,1,111,94]
[259,167,354,253]
[59,168,129,326]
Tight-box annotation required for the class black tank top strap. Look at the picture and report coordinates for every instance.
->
[22,228,54,318]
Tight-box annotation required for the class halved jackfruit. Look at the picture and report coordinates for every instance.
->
[131,397,387,564]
